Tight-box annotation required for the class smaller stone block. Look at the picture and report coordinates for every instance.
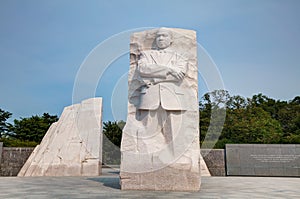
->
[18,98,103,177]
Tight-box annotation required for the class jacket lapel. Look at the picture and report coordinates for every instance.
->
[150,50,174,66]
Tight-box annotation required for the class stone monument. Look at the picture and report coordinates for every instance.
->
[120,28,201,191]
[18,98,103,176]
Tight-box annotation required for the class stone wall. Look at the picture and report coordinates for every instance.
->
[201,149,226,176]
[0,144,34,176]
[0,143,226,177]
[4,144,299,177]
[226,144,300,176]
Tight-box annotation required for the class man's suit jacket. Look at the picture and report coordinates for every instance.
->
[137,49,188,111]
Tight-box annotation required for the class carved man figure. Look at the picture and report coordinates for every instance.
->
[137,28,189,149]
[138,28,188,111]
[120,27,201,191]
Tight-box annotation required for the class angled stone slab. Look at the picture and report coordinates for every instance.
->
[18,98,103,176]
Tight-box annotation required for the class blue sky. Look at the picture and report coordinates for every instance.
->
[0,0,299,122]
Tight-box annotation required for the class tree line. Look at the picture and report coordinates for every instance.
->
[0,111,58,146]
[1,90,299,148]
[200,90,300,148]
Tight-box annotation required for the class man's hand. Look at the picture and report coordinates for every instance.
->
[168,68,185,80]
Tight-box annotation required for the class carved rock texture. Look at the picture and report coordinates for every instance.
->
[18,98,103,176]
[120,28,202,191]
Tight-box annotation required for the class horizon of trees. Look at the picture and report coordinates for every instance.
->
[199,90,300,148]
[0,112,58,147]
[1,90,299,148]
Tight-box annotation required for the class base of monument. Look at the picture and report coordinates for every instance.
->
[120,166,201,191]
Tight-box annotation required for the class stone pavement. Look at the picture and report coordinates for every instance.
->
[0,168,299,198]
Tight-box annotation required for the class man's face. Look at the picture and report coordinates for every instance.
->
[156,30,172,49]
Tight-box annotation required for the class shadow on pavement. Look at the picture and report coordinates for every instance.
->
[87,177,121,190]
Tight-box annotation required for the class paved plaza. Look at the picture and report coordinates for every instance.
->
[0,168,299,198]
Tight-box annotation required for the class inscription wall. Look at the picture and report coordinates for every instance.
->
[226,144,300,176]
[0,146,34,176]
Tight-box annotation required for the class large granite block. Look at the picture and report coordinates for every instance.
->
[18,98,103,176]
[120,28,201,191]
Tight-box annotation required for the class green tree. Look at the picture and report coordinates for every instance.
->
[277,96,300,143]
[200,91,287,148]
[226,95,248,110]
[0,108,12,138]
[249,94,300,143]
[103,120,125,147]
[199,93,211,144]
[250,93,287,120]
[220,106,283,147]
[199,90,228,147]
[10,113,58,143]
